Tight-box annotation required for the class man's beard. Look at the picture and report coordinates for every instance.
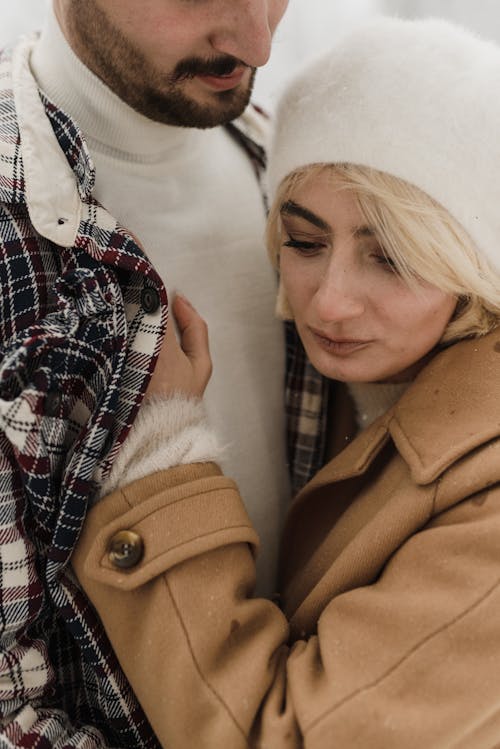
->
[65,0,256,128]
[135,65,256,128]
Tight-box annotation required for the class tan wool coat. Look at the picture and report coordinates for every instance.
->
[72,329,500,748]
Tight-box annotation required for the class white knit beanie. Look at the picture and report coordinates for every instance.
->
[268,16,500,272]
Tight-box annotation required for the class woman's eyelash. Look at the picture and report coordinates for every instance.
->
[374,252,396,268]
[283,238,322,251]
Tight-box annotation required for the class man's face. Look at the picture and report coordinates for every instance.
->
[56,0,288,128]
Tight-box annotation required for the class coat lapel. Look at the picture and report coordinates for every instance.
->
[281,418,392,618]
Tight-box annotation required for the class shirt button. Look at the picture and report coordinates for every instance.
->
[44,390,63,417]
[108,530,144,569]
[140,286,160,314]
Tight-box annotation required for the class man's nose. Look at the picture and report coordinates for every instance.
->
[210,0,284,68]
[313,264,365,323]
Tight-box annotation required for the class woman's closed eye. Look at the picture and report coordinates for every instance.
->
[282,235,325,255]
[370,249,398,273]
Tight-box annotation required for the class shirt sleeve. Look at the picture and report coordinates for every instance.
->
[0,447,113,748]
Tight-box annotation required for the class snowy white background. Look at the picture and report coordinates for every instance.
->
[1,0,500,110]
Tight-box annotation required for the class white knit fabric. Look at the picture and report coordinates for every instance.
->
[31,7,290,597]
[268,16,500,272]
[99,395,222,498]
[347,381,409,431]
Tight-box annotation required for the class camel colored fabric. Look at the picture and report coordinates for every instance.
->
[72,330,500,748]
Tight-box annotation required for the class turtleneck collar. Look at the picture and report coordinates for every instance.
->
[347,380,410,430]
[30,4,200,163]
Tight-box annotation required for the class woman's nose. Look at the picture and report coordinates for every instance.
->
[313,264,365,323]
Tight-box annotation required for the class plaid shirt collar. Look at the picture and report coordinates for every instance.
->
[1,36,93,244]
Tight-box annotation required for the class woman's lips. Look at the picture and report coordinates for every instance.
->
[309,327,372,356]
[195,67,247,92]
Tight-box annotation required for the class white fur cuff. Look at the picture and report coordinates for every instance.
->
[99,394,222,498]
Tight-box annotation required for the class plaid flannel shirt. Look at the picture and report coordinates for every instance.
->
[0,35,326,749]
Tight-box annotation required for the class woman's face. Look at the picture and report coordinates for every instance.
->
[279,173,457,383]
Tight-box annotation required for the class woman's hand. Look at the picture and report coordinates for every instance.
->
[146,294,212,400]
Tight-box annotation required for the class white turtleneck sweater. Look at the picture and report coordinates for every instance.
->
[30,9,290,597]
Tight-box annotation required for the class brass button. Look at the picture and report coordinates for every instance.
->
[108,530,144,569]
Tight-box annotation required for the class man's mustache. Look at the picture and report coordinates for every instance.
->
[172,56,248,81]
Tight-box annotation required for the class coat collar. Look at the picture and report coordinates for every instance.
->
[390,329,500,483]
[0,37,94,246]
[300,329,500,493]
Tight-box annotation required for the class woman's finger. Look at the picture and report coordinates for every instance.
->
[173,295,210,360]
[173,294,212,390]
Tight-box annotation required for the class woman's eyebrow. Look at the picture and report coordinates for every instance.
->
[354,226,376,238]
[280,200,331,232]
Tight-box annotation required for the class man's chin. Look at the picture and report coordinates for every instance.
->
[180,92,252,129]
[133,73,256,128]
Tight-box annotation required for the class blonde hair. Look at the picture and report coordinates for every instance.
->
[266,164,500,344]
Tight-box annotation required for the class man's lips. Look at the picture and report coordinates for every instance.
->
[195,67,248,92]
[308,327,373,355]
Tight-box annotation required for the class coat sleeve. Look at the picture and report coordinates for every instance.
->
[71,463,500,749]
